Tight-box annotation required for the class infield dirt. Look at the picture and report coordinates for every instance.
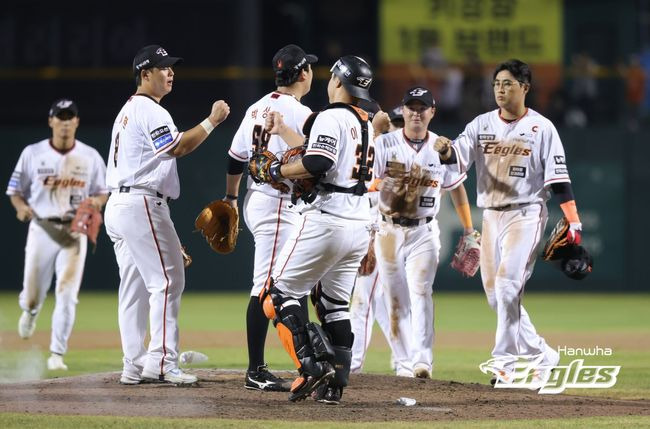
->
[1,370,649,422]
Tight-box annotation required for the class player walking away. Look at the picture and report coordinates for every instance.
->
[104,45,230,385]
[7,98,108,371]
[370,87,475,378]
[434,59,578,384]
[253,55,376,404]
[224,44,317,392]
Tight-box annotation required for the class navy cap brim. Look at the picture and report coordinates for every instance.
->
[305,54,318,64]
[156,56,183,68]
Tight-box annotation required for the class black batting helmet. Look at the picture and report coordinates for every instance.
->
[330,55,374,102]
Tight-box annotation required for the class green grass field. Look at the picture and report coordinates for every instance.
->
[1,291,649,428]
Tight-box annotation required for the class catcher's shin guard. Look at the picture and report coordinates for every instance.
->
[310,282,350,324]
[331,345,352,388]
[288,322,336,402]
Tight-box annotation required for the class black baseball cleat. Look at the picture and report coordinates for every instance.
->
[245,364,291,392]
[312,383,343,405]
[288,364,335,402]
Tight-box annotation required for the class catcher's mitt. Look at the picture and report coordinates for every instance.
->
[248,150,290,193]
[194,200,239,254]
[281,146,319,204]
[542,217,593,280]
[71,198,103,247]
[450,230,481,277]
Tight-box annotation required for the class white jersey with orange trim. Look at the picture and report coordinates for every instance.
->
[229,91,312,198]
[451,108,570,209]
[373,129,466,220]
[303,107,375,221]
[7,139,108,219]
[107,94,183,199]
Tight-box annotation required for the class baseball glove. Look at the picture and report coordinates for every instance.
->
[450,230,481,277]
[248,150,290,193]
[358,231,376,276]
[194,200,239,254]
[542,217,593,280]
[71,198,102,248]
[281,146,319,203]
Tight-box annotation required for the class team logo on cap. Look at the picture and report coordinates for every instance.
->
[56,100,74,109]
[356,76,372,88]
[331,59,351,78]
[156,47,168,56]
[409,88,428,96]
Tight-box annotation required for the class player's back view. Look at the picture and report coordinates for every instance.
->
[224,44,316,391]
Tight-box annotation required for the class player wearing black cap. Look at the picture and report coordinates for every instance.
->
[224,43,317,392]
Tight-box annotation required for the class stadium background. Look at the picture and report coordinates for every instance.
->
[1,0,647,292]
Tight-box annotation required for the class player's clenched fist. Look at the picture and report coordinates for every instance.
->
[265,111,285,135]
[372,111,390,137]
[16,205,34,222]
[209,100,230,126]
[433,136,452,154]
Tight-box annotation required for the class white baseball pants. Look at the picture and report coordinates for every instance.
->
[20,219,87,355]
[105,192,185,378]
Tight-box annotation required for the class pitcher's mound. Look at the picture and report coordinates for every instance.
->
[1,369,649,422]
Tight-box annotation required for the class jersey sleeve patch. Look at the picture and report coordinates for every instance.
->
[311,135,338,155]
[150,125,173,150]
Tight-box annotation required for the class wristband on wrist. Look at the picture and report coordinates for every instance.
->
[224,194,238,201]
[200,118,215,134]
[269,162,283,182]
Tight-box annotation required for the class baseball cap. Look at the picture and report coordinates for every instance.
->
[272,44,318,74]
[49,98,78,118]
[357,99,381,120]
[402,86,435,107]
[133,45,183,76]
[388,105,404,121]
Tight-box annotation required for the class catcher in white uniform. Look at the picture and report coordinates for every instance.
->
[370,87,476,379]
[251,55,376,405]
[224,44,316,392]
[7,98,108,371]
[105,45,230,385]
[435,59,583,384]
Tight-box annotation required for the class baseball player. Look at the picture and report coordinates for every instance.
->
[224,44,317,392]
[104,45,230,385]
[256,55,376,404]
[7,98,108,371]
[434,59,580,384]
[370,87,474,378]
[349,107,403,374]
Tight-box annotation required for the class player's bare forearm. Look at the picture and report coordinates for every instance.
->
[449,185,474,233]
[279,127,305,148]
[225,173,242,195]
[280,159,314,179]
[10,194,34,222]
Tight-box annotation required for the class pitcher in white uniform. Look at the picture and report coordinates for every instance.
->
[371,87,475,379]
[435,59,584,385]
[7,98,108,371]
[224,44,316,392]
[105,45,230,385]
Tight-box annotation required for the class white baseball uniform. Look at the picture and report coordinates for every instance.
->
[349,198,394,373]
[6,139,107,355]
[228,91,311,296]
[451,107,570,371]
[104,94,187,380]
[373,129,467,376]
[273,106,374,313]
